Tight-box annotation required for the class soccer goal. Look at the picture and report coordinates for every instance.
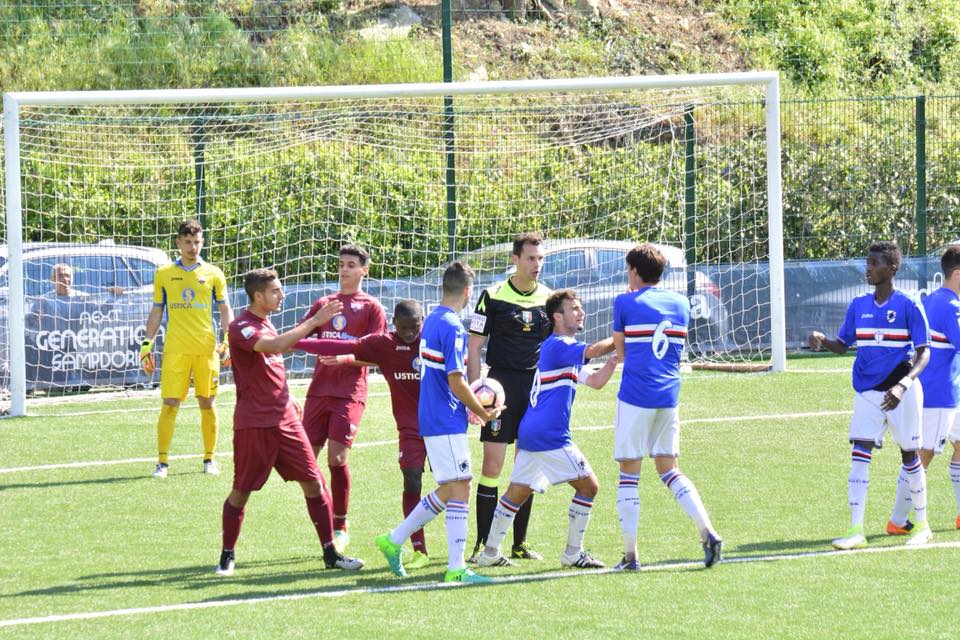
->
[2,72,785,416]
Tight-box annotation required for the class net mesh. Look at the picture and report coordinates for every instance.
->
[3,82,772,394]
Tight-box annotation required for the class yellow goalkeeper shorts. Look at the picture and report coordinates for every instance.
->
[159,352,220,400]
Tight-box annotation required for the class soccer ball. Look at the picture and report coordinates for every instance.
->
[470,377,505,410]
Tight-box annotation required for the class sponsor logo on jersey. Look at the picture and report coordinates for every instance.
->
[394,372,419,381]
[332,314,347,331]
[886,309,897,323]
[351,302,363,311]
[874,332,885,343]
[395,345,411,351]
[861,313,874,319]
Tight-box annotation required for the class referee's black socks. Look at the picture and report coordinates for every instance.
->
[475,476,499,549]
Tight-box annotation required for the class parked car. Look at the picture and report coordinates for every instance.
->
[0,241,172,391]
[374,239,730,353]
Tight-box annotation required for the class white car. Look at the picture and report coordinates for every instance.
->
[1,241,172,391]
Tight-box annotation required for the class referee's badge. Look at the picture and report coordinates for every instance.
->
[522,310,533,324]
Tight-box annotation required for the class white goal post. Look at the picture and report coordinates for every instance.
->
[3,71,786,416]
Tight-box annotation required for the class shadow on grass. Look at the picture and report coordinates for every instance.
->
[735,538,836,553]
[10,554,427,600]
[0,474,151,493]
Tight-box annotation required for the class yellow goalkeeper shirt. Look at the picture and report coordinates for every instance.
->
[152,259,228,356]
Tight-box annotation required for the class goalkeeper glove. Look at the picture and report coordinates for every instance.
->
[139,339,155,374]
[218,339,231,369]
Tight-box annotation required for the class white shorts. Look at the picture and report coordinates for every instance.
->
[922,408,958,454]
[614,399,680,460]
[424,433,472,484]
[510,445,594,494]
[849,384,923,450]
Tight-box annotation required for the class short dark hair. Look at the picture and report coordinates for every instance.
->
[393,299,423,322]
[942,245,960,279]
[868,241,902,270]
[178,219,203,237]
[512,232,543,257]
[340,244,369,267]
[244,268,278,301]
[546,289,579,324]
[625,243,667,284]
[442,260,474,296]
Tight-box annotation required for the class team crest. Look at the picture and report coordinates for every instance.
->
[181,288,195,302]
[412,356,422,371]
[332,314,347,331]
[886,309,897,323]
[458,460,470,472]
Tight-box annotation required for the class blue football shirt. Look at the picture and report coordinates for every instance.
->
[517,334,588,452]
[919,287,960,408]
[613,286,689,409]
[836,290,929,392]
[417,305,468,437]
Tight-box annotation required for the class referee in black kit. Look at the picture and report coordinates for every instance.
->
[467,231,553,562]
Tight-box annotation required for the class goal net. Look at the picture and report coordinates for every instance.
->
[2,74,784,415]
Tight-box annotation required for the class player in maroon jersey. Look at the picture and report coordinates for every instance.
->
[215,268,364,577]
[299,245,388,551]
[296,300,430,568]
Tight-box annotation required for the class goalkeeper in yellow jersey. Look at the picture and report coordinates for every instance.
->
[141,219,234,479]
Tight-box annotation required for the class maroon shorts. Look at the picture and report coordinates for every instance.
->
[397,425,427,470]
[302,396,366,448]
[232,422,323,492]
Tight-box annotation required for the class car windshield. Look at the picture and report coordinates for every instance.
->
[424,245,511,282]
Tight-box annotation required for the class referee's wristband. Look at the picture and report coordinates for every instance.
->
[897,376,913,390]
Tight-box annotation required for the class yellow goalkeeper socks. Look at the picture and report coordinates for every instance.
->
[156,404,179,465]
[200,407,218,460]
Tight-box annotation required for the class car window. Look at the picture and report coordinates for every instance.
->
[69,255,116,293]
[115,256,159,290]
[133,258,159,286]
[542,250,587,282]
[24,258,63,296]
[596,249,628,280]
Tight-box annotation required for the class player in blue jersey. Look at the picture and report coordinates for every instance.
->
[375,261,503,584]
[809,241,931,549]
[888,245,960,533]
[474,289,618,570]
[612,243,723,570]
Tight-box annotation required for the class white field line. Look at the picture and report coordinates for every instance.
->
[2,540,958,629]
[0,409,854,476]
[12,367,847,417]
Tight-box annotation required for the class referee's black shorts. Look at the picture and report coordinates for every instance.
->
[480,367,535,445]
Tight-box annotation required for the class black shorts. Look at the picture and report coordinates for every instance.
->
[480,367,535,444]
